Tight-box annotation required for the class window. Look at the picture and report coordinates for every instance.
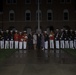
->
[66,0,71,3]
[47,0,52,4]
[36,0,41,4]
[0,0,3,13]
[47,10,53,21]
[7,0,16,4]
[25,10,31,21]
[7,0,11,3]
[60,0,65,3]
[63,9,69,20]
[36,10,42,21]
[9,10,15,21]
[25,0,31,4]
[60,0,71,4]
[13,0,16,3]
[75,0,76,11]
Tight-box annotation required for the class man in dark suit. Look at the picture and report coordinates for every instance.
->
[27,32,33,50]
[37,31,42,49]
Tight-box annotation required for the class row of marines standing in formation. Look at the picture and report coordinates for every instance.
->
[0,29,76,50]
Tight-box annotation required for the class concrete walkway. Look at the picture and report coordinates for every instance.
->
[0,49,76,75]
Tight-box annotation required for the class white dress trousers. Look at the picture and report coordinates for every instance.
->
[50,40,54,49]
[44,41,48,49]
[10,40,13,49]
[19,41,22,49]
[23,41,27,49]
[15,41,18,49]
[65,40,69,48]
[5,41,9,49]
[69,40,74,49]
[1,40,4,49]
[74,39,76,48]
[60,40,64,49]
[55,40,59,49]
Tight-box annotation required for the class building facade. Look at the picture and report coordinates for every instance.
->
[0,0,76,31]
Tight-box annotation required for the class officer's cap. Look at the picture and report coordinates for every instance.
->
[44,31,47,33]
[1,31,3,33]
[6,30,9,32]
[70,29,73,31]
[56,29,59,31]
[15,30,17,32]
[10,30,13,32]
[65,30,68,32]
[19,32,22,34]
[61,29,63,31]
[24,31,26,33]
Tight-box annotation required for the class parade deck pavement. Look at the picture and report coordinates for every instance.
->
[0,49,76,75]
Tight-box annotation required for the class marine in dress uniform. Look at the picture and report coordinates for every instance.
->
[74,30,76,49]
[69,30,74,49]
[19,32,23,49]
[64,30,69,48]
[9,30,14,49]
[14,30,19,49]
[23,31,28,49]
[0,31,1,48]
[4,30,9,49]
[49,30,54,49]
[55,29,60,49]
[36,31,42,58]
[60,29,65,49]
[0,31,4,49]
[44,31,49,50]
